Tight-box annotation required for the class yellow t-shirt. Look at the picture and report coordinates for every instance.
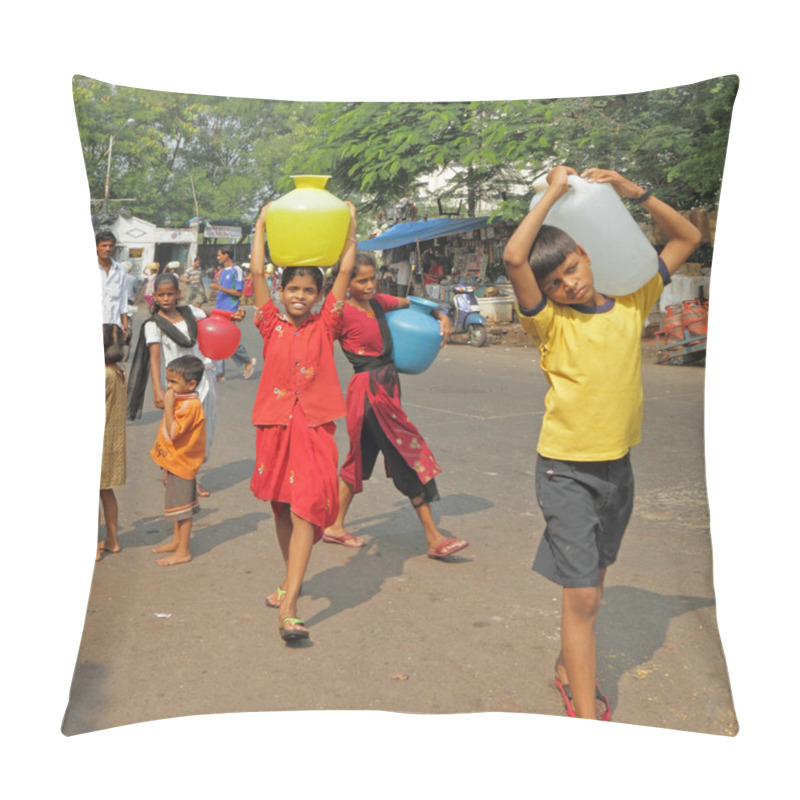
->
[517,266,667,462]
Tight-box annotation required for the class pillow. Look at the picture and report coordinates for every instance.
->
[65,76,738,740]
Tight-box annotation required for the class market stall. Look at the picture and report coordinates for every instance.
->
[357,216,516,307]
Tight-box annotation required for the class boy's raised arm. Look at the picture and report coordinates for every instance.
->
[504,166,576,309]
[250,205,272,309]
[582,168,701,276]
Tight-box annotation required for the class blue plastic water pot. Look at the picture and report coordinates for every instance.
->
[386,296,442,375]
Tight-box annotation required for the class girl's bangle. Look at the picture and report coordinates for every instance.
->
[629,187,652,204]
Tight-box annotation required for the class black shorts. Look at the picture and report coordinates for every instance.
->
[532,453,634,587]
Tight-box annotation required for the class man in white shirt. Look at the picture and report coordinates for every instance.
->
[97,229,130,342]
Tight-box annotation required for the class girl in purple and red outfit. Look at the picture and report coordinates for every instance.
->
[322,252,469,560]
[248,201,355,642]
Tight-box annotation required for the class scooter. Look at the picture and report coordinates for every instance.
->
[442,284,487,347]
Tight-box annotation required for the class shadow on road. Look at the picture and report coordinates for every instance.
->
[198,458,254,493]
[597,585,716,709]
[302,492,492,628]
[114,509,264,557]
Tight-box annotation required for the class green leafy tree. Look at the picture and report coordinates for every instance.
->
[290,78,736,225]
[289,100,558,218]
[73,75,737,246]
[73,77,320,228]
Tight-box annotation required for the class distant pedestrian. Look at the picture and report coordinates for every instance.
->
[143,263,160,311]
[181,257,207,307]
[248,201,354,642]
[503,165,701,721]
[96,229,130,342]
[98,323,127,562]
[149,355,207,566]
[242,267,254,305]
[209,248,257,380]
[389,246,411,297]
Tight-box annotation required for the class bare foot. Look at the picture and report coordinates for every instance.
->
[96,547,102,562]
[197,484,210,498]
[100,540,121,554]
[156,552,192,567]
[152,541,178,554]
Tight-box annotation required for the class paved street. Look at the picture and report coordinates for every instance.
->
[62,303,736,737]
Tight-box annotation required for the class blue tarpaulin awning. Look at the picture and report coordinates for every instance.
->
[357,217,490,251]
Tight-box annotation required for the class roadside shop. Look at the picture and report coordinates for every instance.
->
[356,216,518,321]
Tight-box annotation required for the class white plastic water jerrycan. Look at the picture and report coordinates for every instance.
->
[529,175,657,296]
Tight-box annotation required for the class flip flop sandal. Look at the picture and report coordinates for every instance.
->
[555,677,611,721]
[322,532,365,548]
[265,587,286,608]
[427,537,469,559]
[279,617,309,641]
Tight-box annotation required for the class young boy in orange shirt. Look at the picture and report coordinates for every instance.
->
[150,355,207,566]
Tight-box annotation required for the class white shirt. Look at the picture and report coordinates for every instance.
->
[99,258,127,326]
[395,260,411,284]
[144,307,216,452]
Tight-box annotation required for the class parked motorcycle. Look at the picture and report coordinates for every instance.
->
[442,284,487,347]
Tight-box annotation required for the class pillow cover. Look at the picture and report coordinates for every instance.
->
[64,75,738,738]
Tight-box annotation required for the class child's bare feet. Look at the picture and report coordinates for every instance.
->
[156,552,192,566]
[152,541,178,554]
[100,540,121,554]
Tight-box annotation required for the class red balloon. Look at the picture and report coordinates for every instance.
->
[197,309,242,360]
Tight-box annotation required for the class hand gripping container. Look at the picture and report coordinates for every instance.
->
[530,175,657,296]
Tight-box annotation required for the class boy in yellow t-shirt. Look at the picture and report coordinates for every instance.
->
[503,166,701,721]
[150,355,207,566]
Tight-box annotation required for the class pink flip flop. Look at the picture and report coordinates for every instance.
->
[321,532,365,548]
[555,677,611,721]
[427,537,469,559]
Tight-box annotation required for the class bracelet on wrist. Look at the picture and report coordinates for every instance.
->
[629,187,652,204]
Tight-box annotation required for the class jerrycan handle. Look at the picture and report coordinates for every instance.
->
[532,174,585,196]
[566,174,588,194]
[532,175,550,194]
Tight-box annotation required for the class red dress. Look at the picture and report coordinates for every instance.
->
[249,292,346,540]
[337,294,441,496]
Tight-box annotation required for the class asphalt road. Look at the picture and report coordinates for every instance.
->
[62,303,736,736]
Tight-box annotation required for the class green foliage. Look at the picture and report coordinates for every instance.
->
[73,75,737,233]
[73,76,320,227]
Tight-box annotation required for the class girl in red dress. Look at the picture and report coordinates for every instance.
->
[323,252,469,560]
[249,202,355,642]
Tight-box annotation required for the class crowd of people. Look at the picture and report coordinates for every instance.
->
[96,167,701,719]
